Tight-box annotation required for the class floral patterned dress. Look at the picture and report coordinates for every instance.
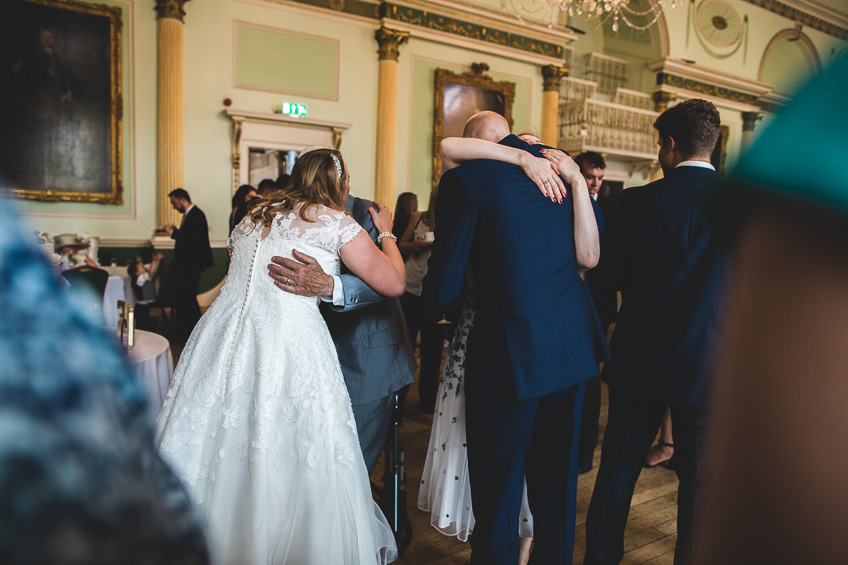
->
[418,294,533,541]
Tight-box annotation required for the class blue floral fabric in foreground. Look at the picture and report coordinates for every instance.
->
[0,197,208,565]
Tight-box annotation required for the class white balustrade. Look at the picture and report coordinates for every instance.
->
[582,52,629,99]
[558,98,658,158]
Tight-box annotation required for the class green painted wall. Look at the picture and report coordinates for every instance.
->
[235,24,337,99]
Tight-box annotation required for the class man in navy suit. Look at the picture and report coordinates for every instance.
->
[583,99,728,565]
[163,188,214,343]
[424,112,608,565]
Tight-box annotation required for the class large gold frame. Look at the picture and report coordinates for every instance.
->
[432,63,515,189]
[5,0,123,204]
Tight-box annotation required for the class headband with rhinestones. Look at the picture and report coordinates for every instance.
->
[330,154,343,181]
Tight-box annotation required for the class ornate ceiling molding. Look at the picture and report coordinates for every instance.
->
[649,57,773,110]
[740,0,848,39]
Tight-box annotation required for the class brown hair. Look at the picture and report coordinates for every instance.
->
[653,99,721,159]
[394,192,418,217]
[247,149,347,226]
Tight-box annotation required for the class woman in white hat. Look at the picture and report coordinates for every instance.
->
[54,233,97,271]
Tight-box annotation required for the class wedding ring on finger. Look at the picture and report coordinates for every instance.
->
[543,179,550,184]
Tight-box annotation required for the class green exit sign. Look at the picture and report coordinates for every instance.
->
[283,102,307,118]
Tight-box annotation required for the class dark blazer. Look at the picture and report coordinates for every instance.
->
[171,206,214,272]
[586,195,619,327]
[596,165,728,407]
[321,196,416,406]
[424,135,608,400]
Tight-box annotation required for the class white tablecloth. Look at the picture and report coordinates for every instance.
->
[127,329,174,423]
[102,266,135,327]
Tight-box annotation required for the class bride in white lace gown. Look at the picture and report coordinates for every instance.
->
[155,149,404,565]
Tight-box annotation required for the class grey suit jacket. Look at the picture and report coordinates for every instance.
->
[321,196,416,406]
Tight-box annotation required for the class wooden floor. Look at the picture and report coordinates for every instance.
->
[372,367,679,565]
[170,319,678,564]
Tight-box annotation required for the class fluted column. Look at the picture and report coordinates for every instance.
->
[652,90,677,113]
[156,0,190,227]
[741,111,763,151]
[541,65,567,147]
[374,27,408,210]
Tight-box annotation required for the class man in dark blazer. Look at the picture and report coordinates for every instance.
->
[267,190,416,474]
[583,99,728,565]
[576,150,618,474]
[163,188,214,343]
[423,112,608,565]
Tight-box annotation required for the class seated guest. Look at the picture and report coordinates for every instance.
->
[128,252,164,303]
[0,197,209,564]
[229,184,257,232]
[54,233,97,271]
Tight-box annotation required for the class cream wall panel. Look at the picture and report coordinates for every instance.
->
[234,22,338,99]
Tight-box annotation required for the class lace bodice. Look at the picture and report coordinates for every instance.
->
[224,203,362,311]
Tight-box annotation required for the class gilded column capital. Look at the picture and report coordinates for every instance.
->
[375,27,409,61]
[652,90,677,113]
[155,0,190,22]
[542,65,568,92]
[742,111,763,132]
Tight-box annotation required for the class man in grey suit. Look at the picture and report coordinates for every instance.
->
[267,193,416,473]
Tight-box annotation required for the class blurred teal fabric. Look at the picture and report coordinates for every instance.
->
[734,55,848,213]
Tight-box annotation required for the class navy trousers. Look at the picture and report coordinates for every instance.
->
[584,388,712,565]
[465,382,585,565]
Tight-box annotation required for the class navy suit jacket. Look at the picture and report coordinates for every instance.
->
[321,196,416,406]
[596,165,728,407]
[423,135,608,400]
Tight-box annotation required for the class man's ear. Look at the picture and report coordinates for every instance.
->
[662,136,676,152]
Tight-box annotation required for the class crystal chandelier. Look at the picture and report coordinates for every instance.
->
[501,0,674,32]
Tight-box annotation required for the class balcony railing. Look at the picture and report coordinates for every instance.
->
[558,98,658,159]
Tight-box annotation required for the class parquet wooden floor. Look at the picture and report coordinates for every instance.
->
[373,368,679,565]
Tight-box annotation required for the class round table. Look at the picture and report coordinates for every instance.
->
[126,329,174,423]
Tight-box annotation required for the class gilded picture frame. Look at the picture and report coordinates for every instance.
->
[0,0,123,204]
[432,63,515,189]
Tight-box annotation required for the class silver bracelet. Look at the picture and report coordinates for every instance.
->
[377,232,397,245]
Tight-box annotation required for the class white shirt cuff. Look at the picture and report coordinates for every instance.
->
[319,275,345,306]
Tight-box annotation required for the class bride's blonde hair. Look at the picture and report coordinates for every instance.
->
[248,149,347,226]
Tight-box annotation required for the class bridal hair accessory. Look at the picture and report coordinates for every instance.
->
[330,154,342,180]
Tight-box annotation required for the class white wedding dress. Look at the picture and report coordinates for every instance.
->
[155,204,397,565]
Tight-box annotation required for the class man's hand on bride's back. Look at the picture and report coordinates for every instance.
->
[268,249,335,297]
[369,201,393,235]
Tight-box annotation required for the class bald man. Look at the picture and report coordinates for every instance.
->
[424,111,608,565]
